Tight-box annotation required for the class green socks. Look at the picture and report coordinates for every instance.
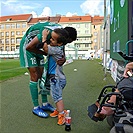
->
[29,81,49,107]
[29,81,39,107]
[41,94,48,103]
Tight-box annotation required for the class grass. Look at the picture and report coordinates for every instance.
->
[1,59,115,133]
[0,59,28,81]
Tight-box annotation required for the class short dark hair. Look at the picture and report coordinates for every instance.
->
[54,28,69,45]
[64,27,77,41]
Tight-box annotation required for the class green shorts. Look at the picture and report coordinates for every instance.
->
[20,49,45,68]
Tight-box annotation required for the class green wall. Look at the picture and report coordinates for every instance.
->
[110,0,128,60]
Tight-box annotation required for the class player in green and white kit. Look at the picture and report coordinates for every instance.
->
[20,21,62,67]
[19,21,77,118]
[20,21,63,118]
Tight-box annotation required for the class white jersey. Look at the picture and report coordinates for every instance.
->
[47,45,66,80]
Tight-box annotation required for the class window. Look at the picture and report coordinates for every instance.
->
[94,38,97,43]
[0,24,4,29]
[85,23,89,28]
[85,44,89,47]
[94,25,97,29]
[6,46,10,51]
[84,38,89,40]
[68,24,72,26]
[11,24,15,29]
[0,46,4,51]
[94,45,97,50]
[16,46,19,49]
[11,46,15,51]
[16,38,21,44]
[74,44,80,48]
[5,39,9,44]
[102,38,104,43]
[85,30,89,34]
[11,38,15,44]
[0,32,4,37]
[16,31,20,35]
[16,23,21,28]
[11,31,15,36]
[22,23,26,28]
[76,24,80,28]
[77,30,80,34]
[94,32,98,36]
[7,18,12,21]
[22,31,25,35]
[5,32,9,37]
[6,24,10,29]
[1,39,4,44]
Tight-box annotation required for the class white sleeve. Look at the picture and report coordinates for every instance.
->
[47,45,64,60]
[44,25,62,30]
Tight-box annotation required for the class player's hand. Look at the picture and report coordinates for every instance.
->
[42,29,50,41]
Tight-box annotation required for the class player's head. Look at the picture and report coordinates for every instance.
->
[50,28,69,46]
[64,27,77,43]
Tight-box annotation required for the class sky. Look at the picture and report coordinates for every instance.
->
[0,0,110,17]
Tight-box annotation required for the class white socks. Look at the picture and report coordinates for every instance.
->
[43,102,48,106]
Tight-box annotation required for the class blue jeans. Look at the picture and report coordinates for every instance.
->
[50,77,66,103]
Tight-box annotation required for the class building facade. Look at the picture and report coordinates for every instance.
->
[0,14,32,51]
[0,14,104,59]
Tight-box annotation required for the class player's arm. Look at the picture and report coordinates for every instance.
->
[26,36,47,55]
[42,29,50,54]
[42,29,50,42]
[43,42,48,54]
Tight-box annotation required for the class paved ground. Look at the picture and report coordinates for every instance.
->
[1,60,115,133]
